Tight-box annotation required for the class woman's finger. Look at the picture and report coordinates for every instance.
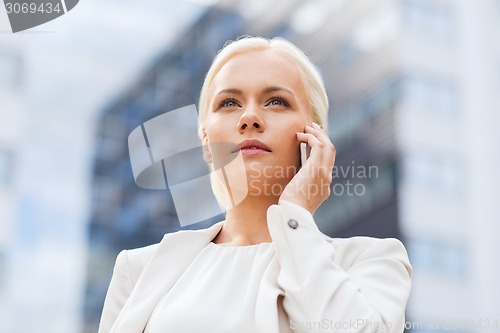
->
[304,124,336,169]
[296,131,323,165]
[310,123,336,154]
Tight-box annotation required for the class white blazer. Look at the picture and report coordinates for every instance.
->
[98,200,412,333]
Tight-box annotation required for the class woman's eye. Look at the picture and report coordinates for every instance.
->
[218,98,239,109]
[267,97,290,107]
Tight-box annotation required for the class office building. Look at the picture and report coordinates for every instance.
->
[0,44,25,333]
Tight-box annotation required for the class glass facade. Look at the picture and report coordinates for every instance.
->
[0,51,22,89]
[0,149,13,187]
[407,237,465,278]
[402,0,456,41]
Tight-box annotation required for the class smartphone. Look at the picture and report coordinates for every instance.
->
[300,142,311,167]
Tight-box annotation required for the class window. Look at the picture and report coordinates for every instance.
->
[335,38,361,66]
[403,152,461,192]
[0,52,22,90]
[402,0,455,41]
[328,162,395,229]
[269,23,294,40]
[353,5,399,53]
[407,237,466,278]
[330,77,401,148]
[0,149,14,187]
[288,0,333,35]
[404,74,457,114]
[0,252,5,289]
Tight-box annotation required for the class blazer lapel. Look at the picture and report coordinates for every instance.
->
[110,221,224,333]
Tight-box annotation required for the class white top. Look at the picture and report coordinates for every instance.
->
[99,201,412,333]
[145,241,282,333]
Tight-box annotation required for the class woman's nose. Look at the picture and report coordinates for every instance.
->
[237,104,265,134]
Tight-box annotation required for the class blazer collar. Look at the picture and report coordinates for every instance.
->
[110,220,225,333]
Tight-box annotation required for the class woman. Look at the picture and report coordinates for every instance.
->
[98,36,412,333]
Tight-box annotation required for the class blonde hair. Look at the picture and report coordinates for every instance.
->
[198,36,329,210]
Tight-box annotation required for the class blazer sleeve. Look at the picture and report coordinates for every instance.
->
[98,250,135,333]
[267,200,413,333]
[98,244,159,333]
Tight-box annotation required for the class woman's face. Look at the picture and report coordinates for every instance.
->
[203,49,313,194]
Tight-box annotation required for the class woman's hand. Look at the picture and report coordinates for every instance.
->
[279,122,336,214]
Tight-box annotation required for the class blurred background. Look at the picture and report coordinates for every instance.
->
[1,0,499,332]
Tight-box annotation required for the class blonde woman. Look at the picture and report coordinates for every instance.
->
[98,36,412,333]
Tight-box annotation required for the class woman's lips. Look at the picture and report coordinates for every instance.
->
[239,147,271,156]
[233,139,272,156]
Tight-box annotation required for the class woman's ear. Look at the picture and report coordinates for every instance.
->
[201,128,212,164]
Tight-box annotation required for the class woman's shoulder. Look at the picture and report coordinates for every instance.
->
[125,242,159,262]
[116,243,160,283]
[116,222,223,277]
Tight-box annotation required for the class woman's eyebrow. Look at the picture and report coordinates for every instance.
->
[216,88,243,96]
[262,86,294,96]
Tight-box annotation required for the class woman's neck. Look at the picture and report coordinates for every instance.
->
[212,195,278,246]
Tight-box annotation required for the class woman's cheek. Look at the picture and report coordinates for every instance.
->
[205,121,226,141]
